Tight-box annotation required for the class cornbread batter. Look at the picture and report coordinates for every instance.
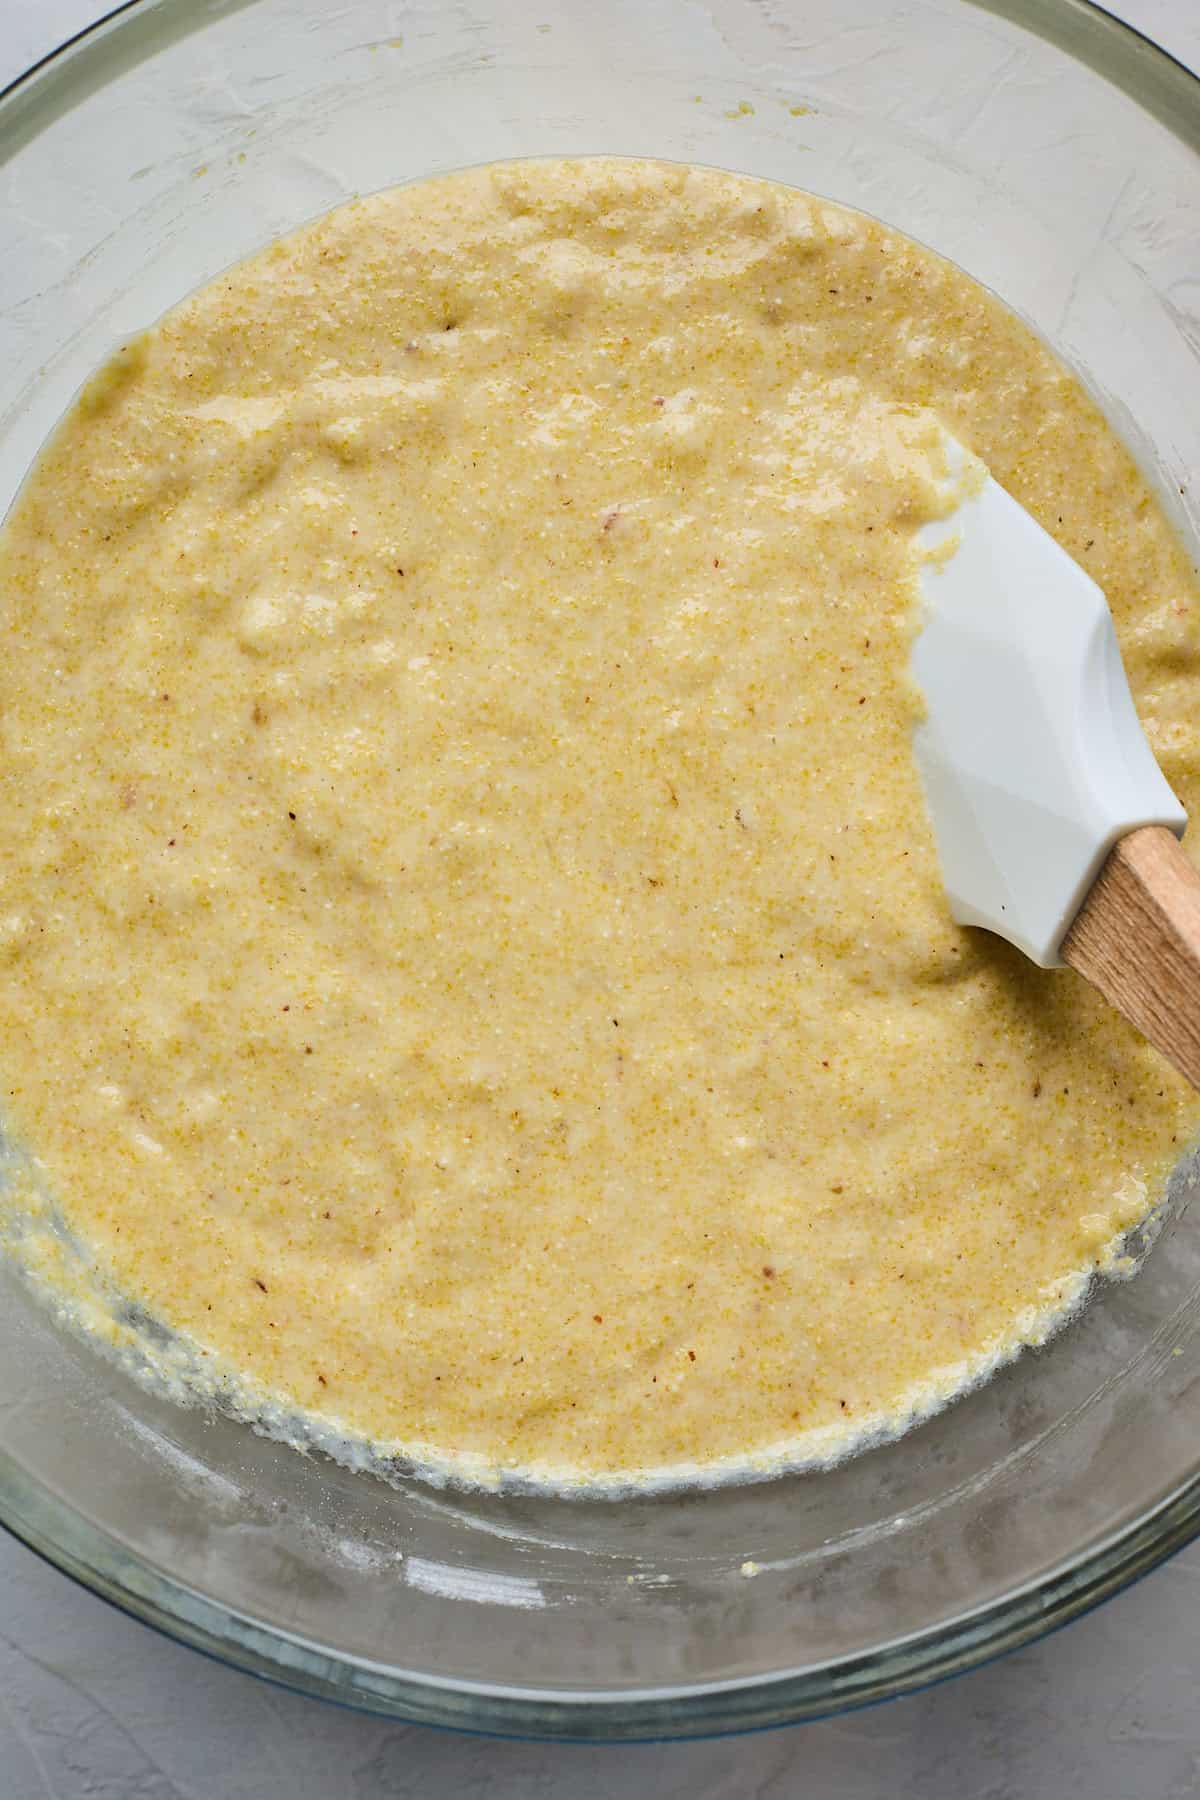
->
[2,158,1199,1489]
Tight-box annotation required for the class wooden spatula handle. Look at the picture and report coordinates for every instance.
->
[1062,826,1200,1089]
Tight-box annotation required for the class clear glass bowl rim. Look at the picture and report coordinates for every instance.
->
[2,0,1200,1741]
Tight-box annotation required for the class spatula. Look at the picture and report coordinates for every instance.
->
[912,439,1200,1089]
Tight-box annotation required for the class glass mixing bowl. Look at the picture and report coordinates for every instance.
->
[3,0,1200,1741]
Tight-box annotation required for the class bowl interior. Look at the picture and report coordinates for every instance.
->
[3,0,1200,1737]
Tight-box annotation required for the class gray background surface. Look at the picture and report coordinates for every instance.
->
[3,0,1199,1793]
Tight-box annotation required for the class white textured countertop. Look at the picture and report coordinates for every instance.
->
[4,2,1200,1794]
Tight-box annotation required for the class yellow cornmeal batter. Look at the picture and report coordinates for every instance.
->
[2,158,1200,1489]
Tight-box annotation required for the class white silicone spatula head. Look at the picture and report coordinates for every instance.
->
[911,439,1186,970]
